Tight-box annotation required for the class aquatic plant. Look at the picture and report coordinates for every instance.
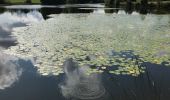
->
[4,14,170,76]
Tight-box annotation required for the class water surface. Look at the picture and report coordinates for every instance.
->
[0,4,170,100]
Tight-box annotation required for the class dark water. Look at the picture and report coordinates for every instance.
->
[0,4,170,100]
[103,64,170,100]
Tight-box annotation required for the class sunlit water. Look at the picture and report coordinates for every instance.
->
[0,4,170,100]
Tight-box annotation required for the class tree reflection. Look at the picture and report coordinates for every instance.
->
[40,8,63,19]
[104,0,120,8]
[126,0,133,14]
[104,0,120,13]
[41,0,104,5]
[0,7,6,14]
[140,0,148,14]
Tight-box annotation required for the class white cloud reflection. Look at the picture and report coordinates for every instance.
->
[0,52,22,90]
[0,10,44,49]
[60,59,106,99]
[0,10,44,32]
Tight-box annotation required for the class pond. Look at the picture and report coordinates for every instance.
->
[0,4,170,100]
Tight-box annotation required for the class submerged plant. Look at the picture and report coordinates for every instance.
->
[4,14,170,76]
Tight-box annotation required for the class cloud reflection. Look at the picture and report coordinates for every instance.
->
[0,10,44,32]
[0,10,44,48]
[0,53,22,90]
[60,59,106,99]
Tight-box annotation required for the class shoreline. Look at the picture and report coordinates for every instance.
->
[0,1,170,6]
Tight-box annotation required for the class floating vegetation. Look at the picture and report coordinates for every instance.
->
[4,14,170,76]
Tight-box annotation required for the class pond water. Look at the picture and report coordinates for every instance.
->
[0,4,170,100]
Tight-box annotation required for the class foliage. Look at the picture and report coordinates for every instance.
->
[25,0,32,3]
[0,0,5,4]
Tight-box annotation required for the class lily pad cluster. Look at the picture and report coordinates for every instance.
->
[4,14,170,76]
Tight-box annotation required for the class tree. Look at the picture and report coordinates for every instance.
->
[0,0,5,4]
[25,0,32,4]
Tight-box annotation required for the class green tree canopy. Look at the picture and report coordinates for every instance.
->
[0,0,5,4]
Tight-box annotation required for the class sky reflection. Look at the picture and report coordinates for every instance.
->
[0,10,44,31]
[0,53,22,90]
[0,10,44,48]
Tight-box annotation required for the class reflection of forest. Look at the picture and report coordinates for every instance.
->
[0,0,169,14]
[0,0,169,15]
[39,0,170,4]
[40,0,169,14]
